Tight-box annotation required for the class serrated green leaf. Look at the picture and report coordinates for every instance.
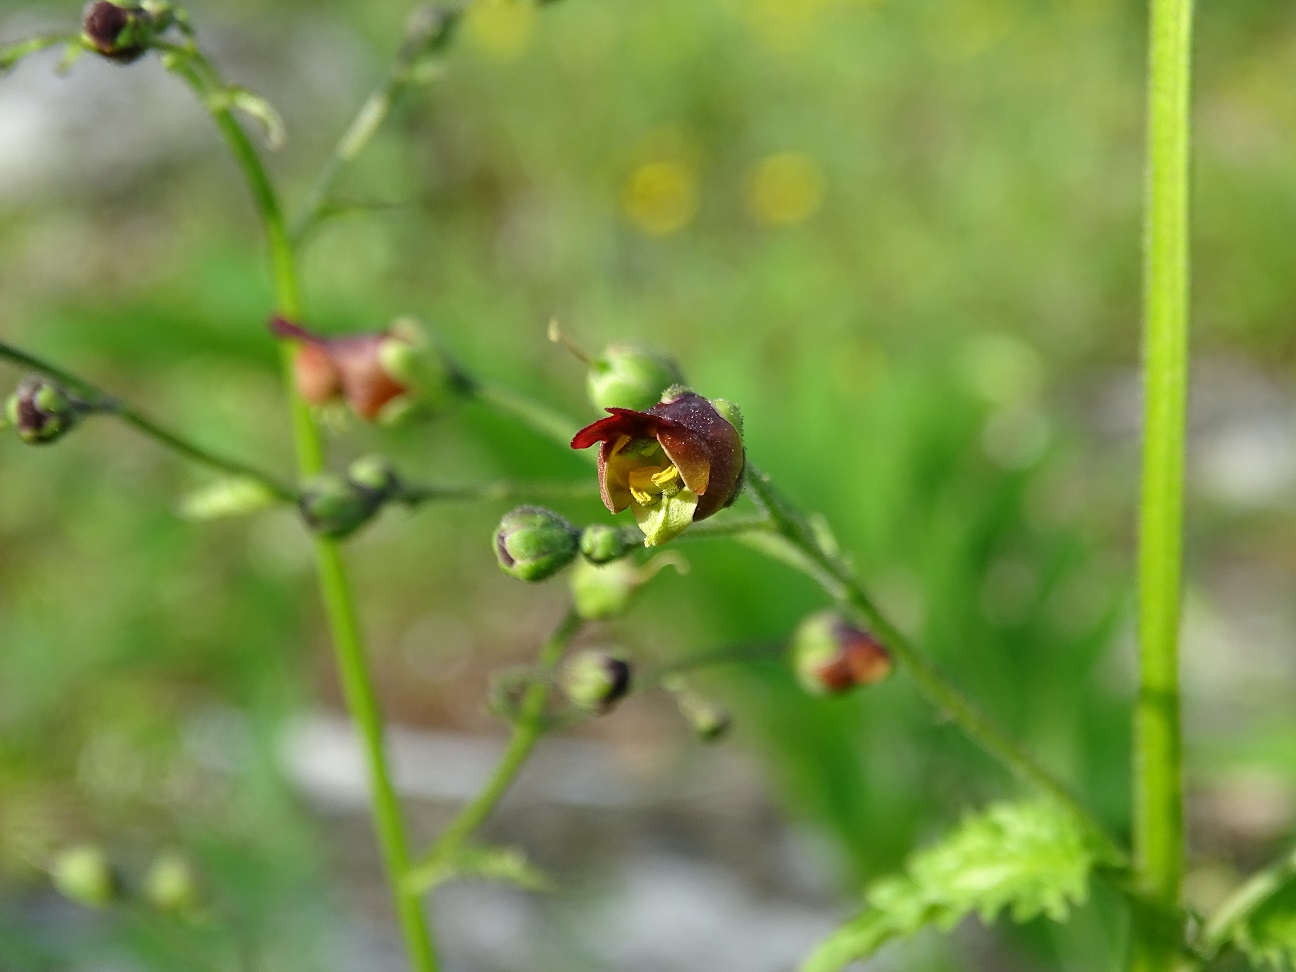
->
[405,844,551,895]
[801,799,1096,972]
[1226,876,1296,971]
[177,478,279,521]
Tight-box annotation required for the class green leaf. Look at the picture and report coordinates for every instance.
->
[405,844,551,895]
[1226,877,1296,971]
[802,799,1097,972]
[177,477,280,521]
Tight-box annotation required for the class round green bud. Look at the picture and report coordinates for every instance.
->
[299,473,381,539]
[8,377,79,445]
[579,525,636,565]
[791,611,893,696]
[143,851,200,914]
[51,845,119,908]
[561,651,632,714]
[347,455,399,496]
[587,343,684,412]
[494,506,580,582]
[570,558,641,620]
[675,690,732,742]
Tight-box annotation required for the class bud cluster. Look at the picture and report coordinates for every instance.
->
[298,456,401,539]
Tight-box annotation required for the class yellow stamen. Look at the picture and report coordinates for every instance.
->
[626,462,682,507]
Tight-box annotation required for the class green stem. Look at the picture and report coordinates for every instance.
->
[742,464,1126,864]
[1131,0,1193,966]
[169,49,439,972]
[0,339,295,499]
[408,608,583,889]
[471,381,592,459]
[396,478,597,506]
[292,6,461,243]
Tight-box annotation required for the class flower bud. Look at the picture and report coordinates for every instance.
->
[579,524,637,565]
[673,687,731,742]
[494,506,579,582]
[570,558,640,621]
[50,845,120,908]
[82,2,154,63]
[791,611,893,696]
[143,851,200,914]
[6,376,80,445]
[561,650,632,713]
[346,455,399,497]
[571,389,746,547]
[299,473,382,539]
[587,343,684,413]
[270,315,466,423]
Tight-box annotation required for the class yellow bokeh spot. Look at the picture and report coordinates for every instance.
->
[464,0,535,63]
[747,152,824,226]
[622,161,699,237]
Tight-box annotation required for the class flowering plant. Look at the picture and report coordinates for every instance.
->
[0,1,1286,971]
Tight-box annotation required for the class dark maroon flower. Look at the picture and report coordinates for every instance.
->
[570,388,744,546]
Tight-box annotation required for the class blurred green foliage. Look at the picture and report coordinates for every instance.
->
[2,0,1295,969]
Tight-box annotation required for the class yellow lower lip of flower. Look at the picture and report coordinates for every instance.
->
[632,486,698,547]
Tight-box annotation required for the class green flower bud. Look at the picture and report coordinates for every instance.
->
[347,455,399,497]
[561,650,632,713]
[676,691,732,743]
[579,524,637,565]
[51,845,120,908]
[494,506,579,582]
[7,377,80,445]
[570,558,639,620]
[143,851,200,914]
[791,611,893,696]
[587,343,684,413]
[299,473,382,539]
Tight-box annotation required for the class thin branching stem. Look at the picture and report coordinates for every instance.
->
[0,339,296,499]
[293,5,462,243]
[408,608,583,889]
[166,43,440,972]
[740,464,1127,866]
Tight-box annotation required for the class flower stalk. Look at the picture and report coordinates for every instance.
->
[165,43,439,972]
[1131,0,1194,966]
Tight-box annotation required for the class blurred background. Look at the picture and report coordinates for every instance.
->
[1,0,1294,969]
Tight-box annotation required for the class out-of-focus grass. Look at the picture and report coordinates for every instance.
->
[2,0,1295,968]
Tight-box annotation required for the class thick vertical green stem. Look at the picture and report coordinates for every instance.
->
[177,62,439,972]
[1132,0,1193,967]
